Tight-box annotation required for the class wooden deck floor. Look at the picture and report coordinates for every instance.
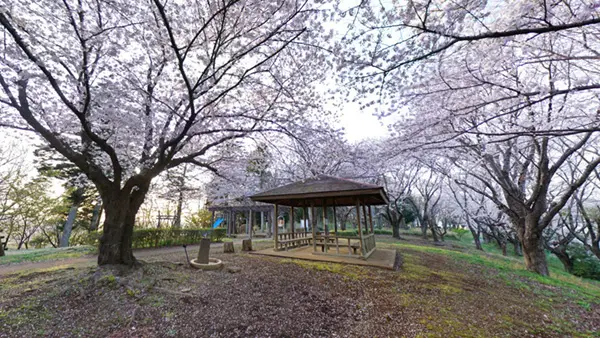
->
[251,246,398,270]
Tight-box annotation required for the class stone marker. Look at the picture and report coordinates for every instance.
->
[223,242,234,253]
[197,238,211,264]
[242,239,252,252]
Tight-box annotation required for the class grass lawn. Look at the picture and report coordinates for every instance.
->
[0,246,97,265]
[0,236,598,337]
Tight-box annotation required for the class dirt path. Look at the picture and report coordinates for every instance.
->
[0,241,252,276]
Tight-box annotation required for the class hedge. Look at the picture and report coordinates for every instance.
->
[81,228,227,249]
[131,228,227,248]
[374,229,393,235]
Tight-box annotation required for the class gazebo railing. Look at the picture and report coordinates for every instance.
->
[361,233,376,258]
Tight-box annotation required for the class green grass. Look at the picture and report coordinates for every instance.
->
[387,239,600,303]
[0,246,97,265]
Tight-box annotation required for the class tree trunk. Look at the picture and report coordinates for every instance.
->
[427,219,440,243]
[242,239,252,252]
[392,222,400,239]
[516,216,550,276]
[90,199,103,231]
[483,233,492,244]
[173,189,183,228]
[552,250,574,273]
[223,241,234,253]
[513,241,523,256]
[521,237,549,276]
[469,227,483,250]
[97,183,149,266]
[60,205,78,247]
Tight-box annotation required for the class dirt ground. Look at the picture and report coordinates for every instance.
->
[1,239,599,337]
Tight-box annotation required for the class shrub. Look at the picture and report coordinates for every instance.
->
[131,228,226,248]
[450,228,470,240]
[568,245,600,281]
[374,229,393,235]
[72,228,226,249]
[185,209,213,228]
[336,230,358,237]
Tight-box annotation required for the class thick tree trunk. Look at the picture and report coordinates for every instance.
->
[60,205,78,247]
[97,183,149,266]
[392,223,400,239]
[521,237,549,276]
[515,216,550,276]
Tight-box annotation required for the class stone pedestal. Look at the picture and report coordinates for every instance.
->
[197,238,211,264]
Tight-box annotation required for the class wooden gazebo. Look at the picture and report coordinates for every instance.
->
[250,175,389,259]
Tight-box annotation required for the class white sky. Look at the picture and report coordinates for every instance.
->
[338,102,390,143]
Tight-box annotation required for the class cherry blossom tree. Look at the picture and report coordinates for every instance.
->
[337,0,600,276]
[0,0,326,265]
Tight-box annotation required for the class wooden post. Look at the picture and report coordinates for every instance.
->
[333,205,338,235]
[269,209,274,237]
[232,211,237,234]
[311,204,316,253]
[333,203,339,254]
[248,211,253,239]
[356,199,364,256]
[211,211,215,227]
[260,211,265,233]
[322,200,328,253]
[303,206,309,233]
[362,204,369,235]
[291,206,295,236]
[274,204,279,249]
[368,205,374,234]
[226,211,231,236]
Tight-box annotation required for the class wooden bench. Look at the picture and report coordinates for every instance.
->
[313,238,361,254]
[277,236,312,251]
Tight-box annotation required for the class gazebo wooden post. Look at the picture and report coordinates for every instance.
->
[356,199,364,256]
[274,204,279,250]
[362,204,369,234]
[210,211,215,227]
[248,211,253,239]
[333,201,339,254]
[269,208,274,237]
[322,200,328,253]
[311,203,316,253]
[303,205,309,234]
[368,206,374,233]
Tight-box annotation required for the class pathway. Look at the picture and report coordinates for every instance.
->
[0,239,266,276]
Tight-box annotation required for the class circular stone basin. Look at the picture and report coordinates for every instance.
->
[189,258,223,270]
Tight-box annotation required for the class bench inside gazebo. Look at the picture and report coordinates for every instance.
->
[250,175,392,263]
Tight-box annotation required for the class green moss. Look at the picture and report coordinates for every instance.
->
[393,242,600,303]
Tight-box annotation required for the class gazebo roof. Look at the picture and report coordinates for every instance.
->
[250,175,389,207]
